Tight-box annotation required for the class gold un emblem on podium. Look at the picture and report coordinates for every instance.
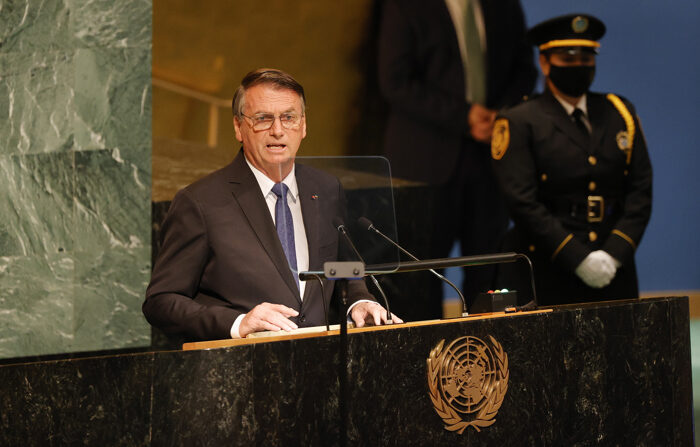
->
[427,336,509,433]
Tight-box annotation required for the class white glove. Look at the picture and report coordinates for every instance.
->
[575,250,619,288]
[598,250,621,269]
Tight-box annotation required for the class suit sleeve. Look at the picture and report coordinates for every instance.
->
[602,103,653,264]
[143,189,239,341]
[492,115,591,272]
[377,0,469,134]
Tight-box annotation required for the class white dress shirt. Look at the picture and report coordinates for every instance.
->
[231,158,374,338]
[230,159,309,338]
[553,93,592,133]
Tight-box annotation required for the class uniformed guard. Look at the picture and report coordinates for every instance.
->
[491,14,652,305]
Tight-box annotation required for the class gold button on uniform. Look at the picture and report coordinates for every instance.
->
[528,244,536,252]
[588,181,596,191]
[589,231,598,242]
[588,155,597,166]
[540,173,548,182]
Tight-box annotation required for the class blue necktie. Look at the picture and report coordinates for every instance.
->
[271,183,299,290]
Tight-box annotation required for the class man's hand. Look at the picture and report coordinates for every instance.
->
[468,103,497,143]
[575,250,619,288]
[239,302,299,338]
[350,301,404,328]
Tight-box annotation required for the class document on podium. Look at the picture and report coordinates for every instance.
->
[246,323,354,339]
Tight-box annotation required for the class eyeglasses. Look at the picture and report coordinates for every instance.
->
[241,112,303,131]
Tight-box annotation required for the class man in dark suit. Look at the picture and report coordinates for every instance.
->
[377,0,537,318]
[144,69,400,341]
[491,14,653,305]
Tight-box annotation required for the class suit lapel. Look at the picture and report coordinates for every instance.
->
[228,151,301,303]
[296,165,321,303]
[541,91,590,152]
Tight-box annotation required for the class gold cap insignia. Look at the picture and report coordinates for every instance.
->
[491,118,510,160]
[572,16,589,33]
[427,335,509,433]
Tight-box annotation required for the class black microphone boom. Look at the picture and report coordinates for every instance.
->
[358,217,469,317]
[332,217,393,324]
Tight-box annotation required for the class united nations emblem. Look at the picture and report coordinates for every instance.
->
[571,16,589,33]
[491,118,510,160]
[427,336,509,433]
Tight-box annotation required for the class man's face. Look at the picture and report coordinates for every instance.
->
[234,84,306,182]
[539,50,596,76]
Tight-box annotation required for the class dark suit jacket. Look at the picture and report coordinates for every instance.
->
[492,90,653,304]
[377,0,536,183]
[144,151,373,341]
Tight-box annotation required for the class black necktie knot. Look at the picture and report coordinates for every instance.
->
[571,108,590,137]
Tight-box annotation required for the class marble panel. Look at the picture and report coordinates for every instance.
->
[69,147,151,352]
[73,147,150,252]
[250,336,341,445]
[71,245,151,352]
[0,253,74,359]
[150,336,342,446]
[0,298,692,445]
[0,0,71,53]
[343,299,693,446]
[0,51,75,155]
[73,48,151,151]
[668,297,693,444]
[0,0,152,360]
[151,348,256,446]
[0,152,75,257]
[0,352,153,446]
[68,0,151,49]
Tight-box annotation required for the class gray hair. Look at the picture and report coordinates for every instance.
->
[231,68,306,118]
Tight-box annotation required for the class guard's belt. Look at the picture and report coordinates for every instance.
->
[544,196,621,223]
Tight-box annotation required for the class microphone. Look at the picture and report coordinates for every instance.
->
[332,217,393,324]
[358,217,468,317]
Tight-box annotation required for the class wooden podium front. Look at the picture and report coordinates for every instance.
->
[0,297,693,446]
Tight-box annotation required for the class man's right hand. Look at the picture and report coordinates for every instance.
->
[468,103,497,143]
[239,302,299,338]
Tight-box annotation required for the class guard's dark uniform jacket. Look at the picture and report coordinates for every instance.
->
[491,89,652,305]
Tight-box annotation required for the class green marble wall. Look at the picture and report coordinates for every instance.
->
[0,0,152,358]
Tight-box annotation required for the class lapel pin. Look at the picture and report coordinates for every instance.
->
[311,194,318,200]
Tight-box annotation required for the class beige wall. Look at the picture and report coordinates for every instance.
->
[152,0,385,200]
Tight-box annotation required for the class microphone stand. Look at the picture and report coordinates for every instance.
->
[337,278,348,447]
[360,217,468,317]
[311,261,364,447]
[365,253,538,310]
[310,274,329,331]
[301,253,538,314]
[334,219,393,324]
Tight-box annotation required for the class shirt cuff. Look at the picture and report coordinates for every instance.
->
[230,313,246,339]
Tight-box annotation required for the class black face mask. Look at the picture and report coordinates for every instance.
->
[548,64,596,97]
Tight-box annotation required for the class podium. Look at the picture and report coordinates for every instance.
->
[0,297,693,446]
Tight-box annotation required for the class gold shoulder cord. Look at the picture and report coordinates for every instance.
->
[607,94,639,251]
[606,93,635,164]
